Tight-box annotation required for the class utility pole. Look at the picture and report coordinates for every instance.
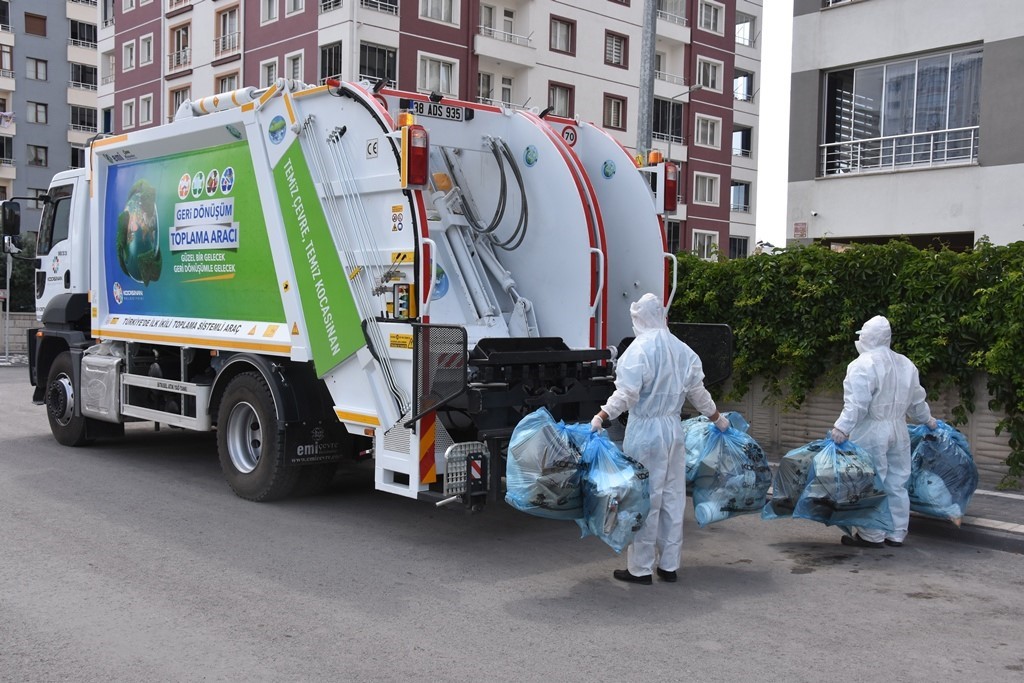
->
[635,0,658,159]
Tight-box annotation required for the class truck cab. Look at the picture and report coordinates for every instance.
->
[33,169,91,324]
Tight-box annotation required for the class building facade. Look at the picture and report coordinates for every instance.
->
[94,0,760,257]
[788,0,1024,249]
[0,0,99,226]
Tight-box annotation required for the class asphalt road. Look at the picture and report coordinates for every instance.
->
[1,366,1022,681]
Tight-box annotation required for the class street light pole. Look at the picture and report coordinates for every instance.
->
[665,84,703,164]
[635,0,658,159]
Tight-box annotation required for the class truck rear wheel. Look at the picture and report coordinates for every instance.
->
[45,351,91,447]
[217,372,298,501]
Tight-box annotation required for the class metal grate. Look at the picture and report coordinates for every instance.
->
[668,323,733,387]
[409,324,468,424]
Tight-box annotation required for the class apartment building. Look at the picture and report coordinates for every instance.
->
[788,0,1024,248]
[0,0,99,226]
[97,0,760,257]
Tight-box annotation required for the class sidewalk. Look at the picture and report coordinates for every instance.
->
[911,487,1024,555]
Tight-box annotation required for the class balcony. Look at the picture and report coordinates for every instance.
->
[319,0,342,12]
[820,127,980,177]
[474,26,535,68]
[68,80,98,91]
[360,0,397,14]
[70,0,98,5]
[0,158,15,180]
[656,8,690,45]
[168,48,192,71]
[215,32,240,58]
[0,68,14,91]
[655,71,685,86]
[167,0,192,10]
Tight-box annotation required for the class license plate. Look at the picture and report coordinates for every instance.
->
[409,100,465,122]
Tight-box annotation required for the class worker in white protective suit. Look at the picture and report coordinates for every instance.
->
[831,315,937,548]
[590,293,729,585]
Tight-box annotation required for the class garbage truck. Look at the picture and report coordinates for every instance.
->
[0,78,719,510]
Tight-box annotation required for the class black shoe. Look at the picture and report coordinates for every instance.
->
[841,534,884,549]
[656,568,678,582]
[884,539,904,547]
[613,569,652,585]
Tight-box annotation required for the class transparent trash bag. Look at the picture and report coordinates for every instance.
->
[907,420,978,526]
[505,408,585,520]
[768,437,892,532]
[575,431,651,553]
[686,413,771,528]
[683,411,750,483]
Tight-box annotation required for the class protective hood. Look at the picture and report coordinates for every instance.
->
[630,293,667,336]
[855,315,892,353]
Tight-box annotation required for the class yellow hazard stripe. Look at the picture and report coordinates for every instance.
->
[93,135,129,149]
[293,85,329,99]
[418,413,437,484]
[334,409,381,427]
[284,94,296,125]
[94,328,291,354]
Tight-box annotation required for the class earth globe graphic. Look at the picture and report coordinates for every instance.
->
[117,179,162,285]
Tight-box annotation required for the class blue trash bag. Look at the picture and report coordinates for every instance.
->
[788,438,893,532]
[762,441,820,520]
[505,408,585,520]
[574,431,651,553]
[683,411,750,483]
[686,415,771,528]
[907,420,978,526]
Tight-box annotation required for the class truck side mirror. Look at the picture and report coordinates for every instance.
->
[1,200,20,236]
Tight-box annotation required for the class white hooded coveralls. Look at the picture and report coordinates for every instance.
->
[600,293,719,576]
[834,316,933,543]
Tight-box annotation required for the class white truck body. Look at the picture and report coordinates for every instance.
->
[5,79,678,507]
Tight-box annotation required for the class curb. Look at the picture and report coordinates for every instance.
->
[911,513,1024,555]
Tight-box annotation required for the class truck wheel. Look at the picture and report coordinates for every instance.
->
[216,372,298,501]
[45,351,90,447]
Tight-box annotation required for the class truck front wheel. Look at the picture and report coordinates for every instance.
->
[216,371,298,501]
[45,351,90,447]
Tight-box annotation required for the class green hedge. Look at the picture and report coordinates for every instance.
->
[669,239,1024,486]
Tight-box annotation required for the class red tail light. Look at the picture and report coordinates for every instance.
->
[406,124,429,187]
[664,162,678,214]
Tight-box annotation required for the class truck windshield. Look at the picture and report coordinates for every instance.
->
[36,184,73,256]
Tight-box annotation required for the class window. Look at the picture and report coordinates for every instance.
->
[0,135,11,163]
[822,48,983,175]
[359,43,396,85]
[286,52,303,81]
[35,184,72,249]
[170,24,190,69]
[665,220,680,254]
[70,63,97,89]
[70,106,97,131]
[122,100,135,129]
[139,35,153,66]
[320,41,342,83]
[27,102,47,124]
[480,4,495,35]
[102,107,113,134]
[70,20,97,47]
[170,86,190,120]
[27,57,48,81]
[27,144,47,167]
[218,72,239,93]
[139,94,153,125]
[24,13,46,36]
[692,229,718,260]
[729,236,749,260]
[734,69,754,102]
[698,1,724,34]
[548,82,573,117]
[733,126,752,157]
[697,57,723,92]
[603,94,625,130]
[123,0,135,10]
[71,147,86,169]
[122,41,136,71]
[730,180,751,212]
[261,59,278,87]
[478,72,493,102]
[652,98,683,142]
[286,0,303,14]
[549,16,575,54]
[604,32,628,68]
[419,55,457,96]
[693,173,719,205]
[262,0,278,23]
[1,45,11,73]
[217,8,239,55]
[736,12,756,47]
[501,76,513,105]
[420,0,454,24]
[694,115,720,149]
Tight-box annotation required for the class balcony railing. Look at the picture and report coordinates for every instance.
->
[0,158,14,166]
[0,23,11,32]
[71,0,98,5]
[69,38,98,49]
[360,0,397,14]
[476,97,527,111]
[70,123,98,133]
[103,18,114,28]
[657,10,688,26]
[823,0,853,7]
[318,73,342,85]
[319,0,342,12]
[102,74,115,85]
[655,70,685,86]
[168,48,192,70]
[358,73,395,87]
[477,26,531,47]
[731,202,751,213]
[215,32,240,56]
[68,80,98,91]
[733,146,752,158]
[0,68,14,79]
[168,0,191,9]
[820,126,980,176]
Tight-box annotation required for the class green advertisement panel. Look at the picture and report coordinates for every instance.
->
[274,141,363,375]
[103,141,285,322]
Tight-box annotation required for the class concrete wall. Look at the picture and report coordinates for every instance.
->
[1,312,34,355]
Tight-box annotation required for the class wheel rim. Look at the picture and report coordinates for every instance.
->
[225,401,262,474]
[46,374,75,426]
